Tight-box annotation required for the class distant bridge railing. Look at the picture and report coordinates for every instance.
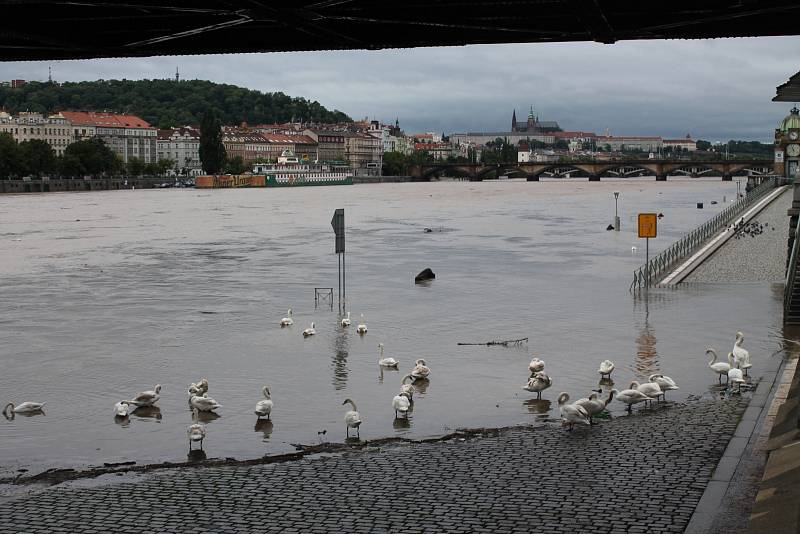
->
[630,176,781,291]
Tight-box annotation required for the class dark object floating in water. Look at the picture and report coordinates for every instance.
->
[606,224,614,231]
[697,202,703,209]
[458,337,528,347]
[423,227,433,233]
[657,213,664,218]
[710,201,718,205]
[415,268,435,283]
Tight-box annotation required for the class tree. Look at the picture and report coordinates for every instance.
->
[155,158,175,176]
[126,157,145,176]
[554,139,569,150]
[696,139,712,151]
[19,139,56,176]
[382,151,408,176]
[0,133,23,179]
[224,155,247,174]
[199,112,226,174]
[62,138,119,177]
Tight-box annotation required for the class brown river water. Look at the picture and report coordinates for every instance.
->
[0,179,787,477]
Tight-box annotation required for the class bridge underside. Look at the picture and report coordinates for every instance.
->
[3,2,800,61]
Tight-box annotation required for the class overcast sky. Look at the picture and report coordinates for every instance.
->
[1,37,798,141]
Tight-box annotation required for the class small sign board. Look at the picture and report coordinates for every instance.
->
[331,208,345,253]
[775,150,785,163]
[638,213,657,238]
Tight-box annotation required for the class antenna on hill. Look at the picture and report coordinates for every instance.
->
[175,67,180,82]
[48,66,52,84]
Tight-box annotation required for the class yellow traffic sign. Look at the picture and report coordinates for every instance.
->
[638,213,657,238]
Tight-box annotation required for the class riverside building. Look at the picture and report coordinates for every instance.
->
[0,111,73,156]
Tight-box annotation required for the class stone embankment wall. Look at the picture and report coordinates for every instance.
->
[0,177,167,194]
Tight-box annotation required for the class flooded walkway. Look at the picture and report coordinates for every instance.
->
[0,397,748,533]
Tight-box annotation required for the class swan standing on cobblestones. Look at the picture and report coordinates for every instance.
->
[254,386,273,420]
[631,381,662,407]
[342,399,362,438]
[522,371,551,399]
[528,357,545,374]
[130,385,161,407]
[612,388,650,413]
[575,390,613,424]
[280,309,294,327]
[598,360,615,379]
[188,408,206,450]
[557,392,590,430]
[649,374,678,401]
[728,368,746,393]
[377,343,399,368]
[732,332,751,375]
[706,348,731,383]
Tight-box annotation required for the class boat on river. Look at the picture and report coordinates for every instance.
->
[254,150,353,187]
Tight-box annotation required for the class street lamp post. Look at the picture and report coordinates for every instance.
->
[613,191,620,231]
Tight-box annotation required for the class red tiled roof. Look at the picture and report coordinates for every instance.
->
[157,126,200,140]
[554,131,596,138]
[61,111,152,128]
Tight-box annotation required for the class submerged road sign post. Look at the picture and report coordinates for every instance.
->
[638,213,657,288]
[331,208,345,313]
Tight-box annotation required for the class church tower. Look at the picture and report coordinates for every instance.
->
[512,109,517,132]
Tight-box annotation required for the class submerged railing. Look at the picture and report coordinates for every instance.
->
[785,230,800,318]
[630,176,781,291]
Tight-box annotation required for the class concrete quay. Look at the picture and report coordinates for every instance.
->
[0,177,170,193]
[0,398,749,533]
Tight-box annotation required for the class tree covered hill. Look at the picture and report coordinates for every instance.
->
[0,79,351,128]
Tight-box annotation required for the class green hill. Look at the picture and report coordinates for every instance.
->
[0,79,351,128]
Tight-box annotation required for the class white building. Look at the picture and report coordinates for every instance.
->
[157,127,202,176]
[62,111,157,164]
[0,111,73,156]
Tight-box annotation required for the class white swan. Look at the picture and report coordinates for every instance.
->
[733,332,751,375]
[188,378,209,397]
[631,380,662,406]
[649,374,679,401]
[342,398,362,438]
[522,371,552,399]
[575,390,613,424]
[528,357,545,374]
[728,368,746,393]
[114,400,132,417]
[188,408,206,450]
[190,393,221,412]
[707,348,731,383]
[400,375,416,399]
[130,384,161,407]
[280,308,294,327]
[254,386,273,420]
[302,322,316,337]
[613,388,650,412]
[3,401,46,416]
[410,359,430,380]
[341,311,351,327]
[377,343,399,368]
[598,359,615,379]
[392,392,411,418]
[557,392,591,431]
[356,314,367,335]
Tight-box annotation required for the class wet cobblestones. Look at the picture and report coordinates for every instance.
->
[0,398,747,533]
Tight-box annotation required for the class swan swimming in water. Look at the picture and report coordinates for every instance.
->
[648,374,678,401]
[706,348,731,383]
[732,332,751,375]
[597,360,615,379]
[377,343,399,368]
[3,401,46,417]
[188,408,206,450]
[557,392,591,431]
[342,398,362,438]
[254,386,273,420]
[190,393,221,412]
[410,359,430,380]
[392,392,411,418]
[130,385,161,407]
[341,311,351,327]
[280,308,294,327]
[528,357,545,374]
[114,400,132,417]
[303,322,316,337]
[356,315,367,335]
[188,378,209,397]
[522,371,552,399]
[613,388,650,413]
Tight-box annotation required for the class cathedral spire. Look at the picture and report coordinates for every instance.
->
[512,109,517,131]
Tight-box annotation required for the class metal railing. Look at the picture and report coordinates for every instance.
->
[785,230,800,315]
[630,176,781,291]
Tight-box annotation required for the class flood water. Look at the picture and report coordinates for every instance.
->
[0,179,787,477]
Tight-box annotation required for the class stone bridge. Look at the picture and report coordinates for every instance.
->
[408,159,774,182]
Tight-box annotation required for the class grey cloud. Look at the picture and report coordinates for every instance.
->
[0,37,797,140]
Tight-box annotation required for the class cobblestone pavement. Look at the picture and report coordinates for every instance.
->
[0,398,747,534]
[685,188,791,283]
